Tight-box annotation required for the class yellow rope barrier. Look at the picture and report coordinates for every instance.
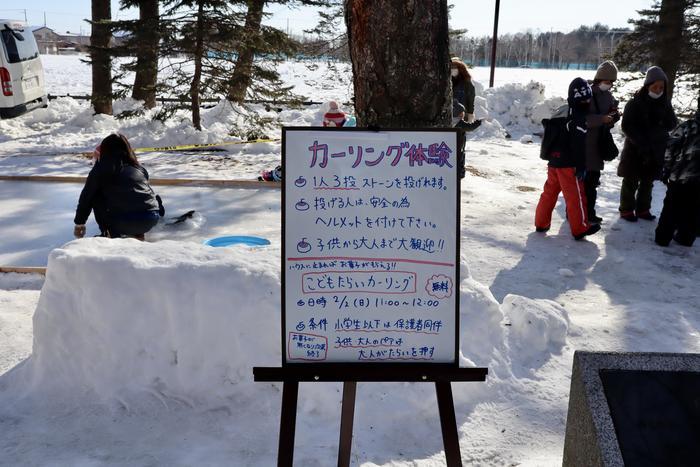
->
[133,138,280,154]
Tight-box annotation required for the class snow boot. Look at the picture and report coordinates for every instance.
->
[535,226,550,233]
[619,210,637,222]
[636,210,656,221]
[673,233,695,247]
[574,223,601,241]
[589,213,603,223]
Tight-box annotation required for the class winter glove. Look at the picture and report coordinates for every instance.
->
[467,113,476,123]
[74,224,86,238]
[575,167,586,181]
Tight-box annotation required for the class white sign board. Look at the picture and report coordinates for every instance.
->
[283,128,460,364]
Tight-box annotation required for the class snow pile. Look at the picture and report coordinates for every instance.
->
[502,295,569,372]
[16,238,281,403]
[0,96,287,157]
[480,81,566,137]
[3,240,572,408]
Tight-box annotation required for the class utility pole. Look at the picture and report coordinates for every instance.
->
[489,0,500,87]
[23,9,28,23]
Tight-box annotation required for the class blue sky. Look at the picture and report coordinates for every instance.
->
[2,0,653,36]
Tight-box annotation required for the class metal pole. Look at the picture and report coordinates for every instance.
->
[489,0,500,88]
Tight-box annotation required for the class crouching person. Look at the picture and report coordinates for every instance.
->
[73,133,163,240]
[535,78,601,241]
[655,100,700,247]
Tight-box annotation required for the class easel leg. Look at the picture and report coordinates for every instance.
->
[435,381,462,467]
[338,381,357,467]
[278,381,299,467]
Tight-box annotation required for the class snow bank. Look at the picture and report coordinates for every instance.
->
[502,295,569,372]
[480,81,566,137]
[4,239,572,415]
[18,238,281,403]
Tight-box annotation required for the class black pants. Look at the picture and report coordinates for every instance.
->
[584,170,601,217]
[655,181,700,247]
[94,204,160,238]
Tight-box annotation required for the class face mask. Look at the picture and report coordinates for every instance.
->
[648,90,663,99]
[451,69,459,78]
[598,83,612,92]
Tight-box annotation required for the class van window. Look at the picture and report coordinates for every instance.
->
[1,28,39,64]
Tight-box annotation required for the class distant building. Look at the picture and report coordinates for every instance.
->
[58,32,91,53]
[31,26,129,55]
[31,26,61,54]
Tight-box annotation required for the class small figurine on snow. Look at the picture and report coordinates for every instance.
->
[323,101,346,127]
[259,165,282,182]
[321,100,356,127]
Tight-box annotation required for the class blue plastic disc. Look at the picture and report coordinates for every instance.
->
[203,236,271,247]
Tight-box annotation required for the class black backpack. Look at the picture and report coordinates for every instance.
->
[540,105,570,161]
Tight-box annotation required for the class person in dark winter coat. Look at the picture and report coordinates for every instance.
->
[655,99,700,247]
[451,58,476,123]
[585,60,621,223]
[73,133,162,240]
[535,77,601,240]
[617,66,678,221]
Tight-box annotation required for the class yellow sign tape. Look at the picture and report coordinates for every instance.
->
[133,138,280,154]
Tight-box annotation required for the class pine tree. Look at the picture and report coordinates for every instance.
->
[159,0,247,130]
[127,0,160,109]
[90,0,113,115]
[300,1,347,61]
[344,0,451,127]
[614,0,699,100]
[227,0,339,104]
[226,0,266,103]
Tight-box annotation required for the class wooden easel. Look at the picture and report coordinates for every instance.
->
[253,364,488,467]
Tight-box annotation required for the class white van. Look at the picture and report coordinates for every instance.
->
[0,20,48,118]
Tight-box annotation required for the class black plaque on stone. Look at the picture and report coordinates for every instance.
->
[600,369,700,467]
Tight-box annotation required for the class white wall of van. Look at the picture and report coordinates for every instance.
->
[0,20,48,119]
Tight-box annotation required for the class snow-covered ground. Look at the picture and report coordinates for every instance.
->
[0,55,698,466]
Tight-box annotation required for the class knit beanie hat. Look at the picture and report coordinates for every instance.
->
[644,66,668,86]
[323,101,346,127]
[594,60,618,81]
[568,77,592,105]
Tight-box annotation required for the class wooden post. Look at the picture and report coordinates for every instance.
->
[436,381,462,466]
[278,381,299,467]
[338,381,357,467]
[489,0,501,88]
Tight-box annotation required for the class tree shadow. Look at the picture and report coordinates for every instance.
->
[490,228,601,303]
[589,217,700,353]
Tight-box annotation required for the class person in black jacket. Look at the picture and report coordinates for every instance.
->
[73,133,162,240]
[617,66,678,221]
[451,58,476,123]
[535,78,601,240]
[655,99,700,247]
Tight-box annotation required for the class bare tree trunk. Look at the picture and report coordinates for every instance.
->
[132,0,159,109]
[91,0,112,115]
[227,0,265,103]
[190,0,205,130]
[344,0,451,128]
[656,0,685,99]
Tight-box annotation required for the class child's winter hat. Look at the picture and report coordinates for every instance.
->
[568,77,592,105]
[644,66,668,86]
[323,101,346,127]
[594,60,618,81]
